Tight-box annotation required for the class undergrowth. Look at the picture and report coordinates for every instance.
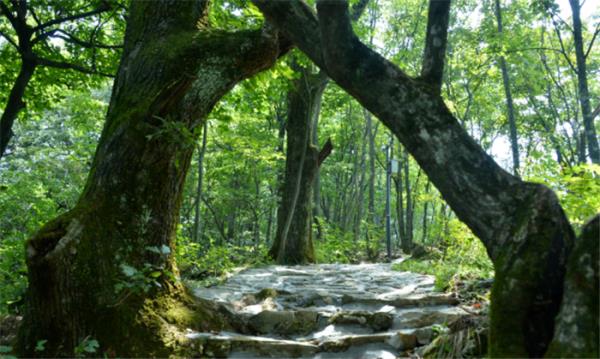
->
[393,219,494,292]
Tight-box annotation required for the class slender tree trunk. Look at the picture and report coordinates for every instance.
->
[421,180,431,243]
[354,127,368,242]
[312,83,325,218]
[365,109,377,224]
[569,0,600,163]
[254,2,577,356]
[192,121,208,243]
[394,157,406,249]
[17,2,286,355]
[403,149,413,253]
[494,0,520,176]
[578,129,587,164]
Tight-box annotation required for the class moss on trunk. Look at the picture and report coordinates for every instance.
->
[488,184,574,357]
[546,215,599,358]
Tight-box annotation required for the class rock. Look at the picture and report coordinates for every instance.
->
[394,307,468,329]
[249,310,318,335]
[319,333,392,352]
[341,293,459,307]
[329,311,393,331]
[189,332,319,358]
[369,312,394,331]
[412,326,436,345]
[0,315,22,346]
[387,332,418,351]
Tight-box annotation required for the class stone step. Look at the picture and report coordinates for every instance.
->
[188,263,477,358]
[187,332,319,358]
[316,331,418,352]
[186,330,420,358]
[247,310,320,335]
[341,292,459,308]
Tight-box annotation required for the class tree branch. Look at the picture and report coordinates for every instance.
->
[350,0,370,21]
[317,138,333,167]
[0,1,18,28]
[253,0,326,69]
[592,103,600,120]
[36,56,114,77]
[549,15,578,73]
[420,0,451,93]
[32,3,110,33]
[33,29,122,48]
[584,22,599,59]
[0,29,19,49]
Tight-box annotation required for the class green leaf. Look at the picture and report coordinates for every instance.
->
[83,339,99,353]
[160,245,171,255]
[35,339,47,352]
[120,264,137,277]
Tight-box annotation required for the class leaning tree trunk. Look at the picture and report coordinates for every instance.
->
[270,67,330,264]
[254,1,578,356]
[17,1,286,356]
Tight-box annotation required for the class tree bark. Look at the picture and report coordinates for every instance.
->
[253,1,576,356]
[17,1,287,356]
[547,215,599,357]
[270,68,328,264]
[569,0,600,164]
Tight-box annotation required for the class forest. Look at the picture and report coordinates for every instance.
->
[0,0,598,358]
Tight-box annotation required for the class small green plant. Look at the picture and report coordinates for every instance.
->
[74,336,99,357]
[113,245,173,303]
[35,339,47,352]
[0,345,17,359]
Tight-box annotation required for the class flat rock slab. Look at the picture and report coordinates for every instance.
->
[189,262,470,358]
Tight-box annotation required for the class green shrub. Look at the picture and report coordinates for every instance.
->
[393,219,494,291]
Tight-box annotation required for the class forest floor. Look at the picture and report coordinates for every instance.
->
[186,261,489,358]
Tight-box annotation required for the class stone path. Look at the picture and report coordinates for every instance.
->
[188,263,471,358]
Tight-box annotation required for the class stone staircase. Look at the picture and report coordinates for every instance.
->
[187,263,472,358]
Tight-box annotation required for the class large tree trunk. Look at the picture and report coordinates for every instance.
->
[270,67,328,264]
[17,2,286,356]
[253,1,577,356]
